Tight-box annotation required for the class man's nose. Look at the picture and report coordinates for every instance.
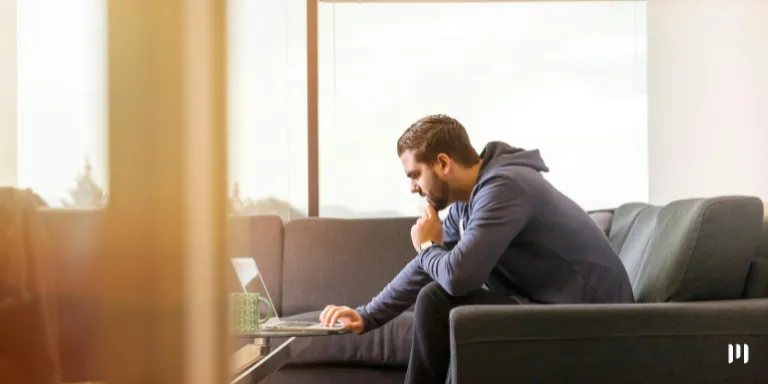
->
[410,181,419,194]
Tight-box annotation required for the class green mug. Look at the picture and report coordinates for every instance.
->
[229,293,273,334]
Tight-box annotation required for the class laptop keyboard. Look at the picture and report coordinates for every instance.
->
[273,321,321,327]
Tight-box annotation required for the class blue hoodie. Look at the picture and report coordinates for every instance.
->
[356,141,634,332]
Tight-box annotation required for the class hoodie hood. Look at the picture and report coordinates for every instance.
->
[477,141,549,177]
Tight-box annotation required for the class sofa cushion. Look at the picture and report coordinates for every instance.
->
[588,209,614,236]
[756,218,768,262]
[605,203,647,253]
[744,259,768,298]
[281,310,413,367]
[263,366,406,384]
[281,217,415,316]
[609,196,764,303]
[743,219,768,298]
[228,215,284,312]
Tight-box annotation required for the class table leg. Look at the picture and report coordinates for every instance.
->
[253,337,270,355]
[231,337,311,384]
[231,338,270,380]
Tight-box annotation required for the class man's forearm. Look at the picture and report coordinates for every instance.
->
[356,257,431,332]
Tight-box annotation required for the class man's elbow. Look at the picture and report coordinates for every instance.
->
[440,275,484,297]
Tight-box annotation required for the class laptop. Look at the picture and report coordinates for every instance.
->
[230,257,347,334]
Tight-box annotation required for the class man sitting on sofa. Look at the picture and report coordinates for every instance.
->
[319,114,634,384]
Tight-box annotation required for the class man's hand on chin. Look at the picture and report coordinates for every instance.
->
[411,204,444,252]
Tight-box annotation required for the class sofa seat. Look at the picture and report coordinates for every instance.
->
[280,311,413,368]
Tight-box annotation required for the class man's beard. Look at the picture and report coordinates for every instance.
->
[426,176,451,211]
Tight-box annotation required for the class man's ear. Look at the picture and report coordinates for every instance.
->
[436,153,450,174]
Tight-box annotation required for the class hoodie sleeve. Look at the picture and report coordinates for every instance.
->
[354,206,462,332]
[355,257,432,333]
[419,174,534,296]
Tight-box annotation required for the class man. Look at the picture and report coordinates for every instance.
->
[319,114,634,384]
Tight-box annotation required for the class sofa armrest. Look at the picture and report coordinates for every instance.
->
[449,300,768,383]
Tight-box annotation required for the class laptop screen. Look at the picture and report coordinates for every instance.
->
[230,257,283,325]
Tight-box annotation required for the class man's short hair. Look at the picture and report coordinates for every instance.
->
[397,114,480,167]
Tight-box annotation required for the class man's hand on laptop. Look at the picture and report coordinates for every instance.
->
[319,305,364,334]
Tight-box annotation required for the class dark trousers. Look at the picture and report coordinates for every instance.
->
[405,282,522,384]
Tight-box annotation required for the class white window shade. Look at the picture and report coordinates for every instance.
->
[319,1,647,217]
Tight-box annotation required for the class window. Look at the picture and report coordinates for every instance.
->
[15,0,109,208]
[11,0,647,216]
[13,0,311,215]
[318,1,647,217]
[227,0,308,220]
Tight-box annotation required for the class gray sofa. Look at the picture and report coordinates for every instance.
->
[228,195,768,384]
[20,195,768,383]
[228,215,416,384]
[449,197,768,383]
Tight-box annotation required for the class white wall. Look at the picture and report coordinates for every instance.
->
[0,0,16,186]
[648,0,768,206]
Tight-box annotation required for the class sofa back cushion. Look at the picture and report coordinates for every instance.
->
[587,209,614,236]
[281,217,415,316]
[229,215,285,313]
[609,196,763,303]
